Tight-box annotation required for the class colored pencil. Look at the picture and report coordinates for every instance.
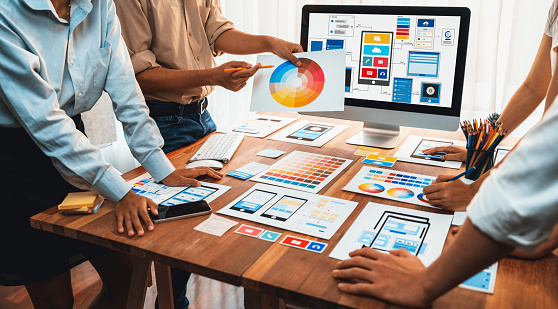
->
[224,65,274,72]
[445,167,476,182]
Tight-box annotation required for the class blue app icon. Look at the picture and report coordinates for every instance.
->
[306,241,327,253]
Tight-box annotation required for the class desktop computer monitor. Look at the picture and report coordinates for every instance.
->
[300,5,470,148]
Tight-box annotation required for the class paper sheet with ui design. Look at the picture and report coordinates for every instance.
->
[329,202,453,266]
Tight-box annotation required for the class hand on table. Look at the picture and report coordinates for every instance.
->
[422,145,467,162]
[267,37,304,66]
[332,247,431,307]
[213,61,261,92]
[422,175,475,211]
[161,167,223,187]
[115,190,158,237]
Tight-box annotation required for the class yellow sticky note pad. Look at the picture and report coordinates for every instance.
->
[58,192,99,210]
[353,146,381,157]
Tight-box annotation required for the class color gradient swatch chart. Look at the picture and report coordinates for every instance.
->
[343,166,435,208]
[217,183,358,239]
[269,58,324,108]
[252,151,352,194]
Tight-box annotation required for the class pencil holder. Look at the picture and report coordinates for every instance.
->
[465,148,494,180]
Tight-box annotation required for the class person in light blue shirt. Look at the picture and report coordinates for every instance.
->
[0,0,222,307]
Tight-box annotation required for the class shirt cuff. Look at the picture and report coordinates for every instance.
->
[91,166,132,203]
[141,150,176,183]
[130,50,161,74]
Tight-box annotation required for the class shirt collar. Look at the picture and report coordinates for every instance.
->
[21,0,92,12]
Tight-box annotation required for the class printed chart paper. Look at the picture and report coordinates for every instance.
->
[217,183,358,239]
[250,50,346,112]
[460,263,498,294]
[394,135,465,169]
[193,214,238,237]
[217,114,297,138]
[268,120,349,147]
[251,151,352,194]
[343,166,436,208]
[128,173,230,205]
[329,203,453,266]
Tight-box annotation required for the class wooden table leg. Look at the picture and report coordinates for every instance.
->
[244,288,280,309]
[126,257,152,309]
[154,262,175,309]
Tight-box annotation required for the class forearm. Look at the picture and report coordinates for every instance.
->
[214,29,271,55]
[498,86,545,135]
[422,218,513,301]
[135,67,218,93]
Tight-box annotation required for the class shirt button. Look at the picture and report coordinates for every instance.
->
[70,59,74,65]
[189,32,192,36]
[78,92,82,97]
[197,56,201,61]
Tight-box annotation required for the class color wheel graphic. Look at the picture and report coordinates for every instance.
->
[417,193,429,204]
[358,183,385,193]
[387,188,414,199]
[269,58,325,108]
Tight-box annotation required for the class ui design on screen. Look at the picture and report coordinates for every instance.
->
[307,13,461,108]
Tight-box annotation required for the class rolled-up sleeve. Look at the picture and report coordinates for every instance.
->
[467,101,558,252]
[104,0,175,182]
[114,0,160,73]
[204,0,234,56]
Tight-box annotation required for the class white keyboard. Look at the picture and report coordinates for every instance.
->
[189,133,245,163]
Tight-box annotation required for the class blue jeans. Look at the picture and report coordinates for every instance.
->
[148,99,216,309]
[148,99,217,153]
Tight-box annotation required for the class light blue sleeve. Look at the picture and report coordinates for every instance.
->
[0,18,131,203]
[467,101,558,252]
[101,0,175,182]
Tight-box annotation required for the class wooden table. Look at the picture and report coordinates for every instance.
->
[31,112,558,309]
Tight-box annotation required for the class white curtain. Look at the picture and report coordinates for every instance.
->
[213,0,553,137]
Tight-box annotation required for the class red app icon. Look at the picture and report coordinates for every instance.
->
[373,57,389,67]
[361,68,377,78]
[235,224,264,237]
[280,236,310,249]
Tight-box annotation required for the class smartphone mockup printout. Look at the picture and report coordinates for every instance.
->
[260,195,307,221]
[370,213,430,255]
[159,186,217,206]
[286,124,333,141]
[149,200,212,223]
[410,139,453,162]
[229,189,277,214]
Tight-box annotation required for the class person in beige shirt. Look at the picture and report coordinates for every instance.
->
[114,1,302,307]
[115,0,303,153]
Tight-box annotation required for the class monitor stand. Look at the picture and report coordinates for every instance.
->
[346,122,400,149]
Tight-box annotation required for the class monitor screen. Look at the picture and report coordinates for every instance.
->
[301,5,470,118]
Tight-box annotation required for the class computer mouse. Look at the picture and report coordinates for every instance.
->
[185,160,223,170]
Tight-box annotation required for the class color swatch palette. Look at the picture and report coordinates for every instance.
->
[343,166,436,208]
[252,151,352,194]
[269,58,325,108]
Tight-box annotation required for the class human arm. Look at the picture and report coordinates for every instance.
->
[497,34,552,135]
[214,29,303,66]
[421,145,467,162]
[332,218,513,307]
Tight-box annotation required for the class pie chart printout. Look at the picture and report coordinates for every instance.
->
[387,188,414,199]
[358,183,385,194]
[269,58,325,108]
